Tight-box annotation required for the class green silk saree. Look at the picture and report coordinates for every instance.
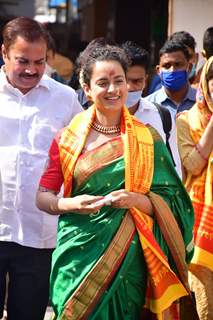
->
[50,129,194,320]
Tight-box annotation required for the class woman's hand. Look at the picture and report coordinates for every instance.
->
[58,194,105,215]
[195,112,213,163]
[108,189,153,215]
[36,189,104,215]
[36,188,153,216]
[109,189,139,208]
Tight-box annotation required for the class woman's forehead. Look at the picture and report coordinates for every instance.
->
[91,60,125,77]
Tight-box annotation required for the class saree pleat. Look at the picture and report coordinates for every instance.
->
[51,154,147,319]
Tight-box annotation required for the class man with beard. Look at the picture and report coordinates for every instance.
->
[0,17,82,320]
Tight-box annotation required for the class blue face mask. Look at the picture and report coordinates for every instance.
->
[188,63,197,79]
[160,70,188,91]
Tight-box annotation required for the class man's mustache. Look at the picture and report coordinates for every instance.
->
[20,73,39,78]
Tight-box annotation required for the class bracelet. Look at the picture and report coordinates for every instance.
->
[195,143,208,161]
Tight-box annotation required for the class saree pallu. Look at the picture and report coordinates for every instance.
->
[180,58,213,320]
[183,56,213,271]
[185,106,213,271]
[50,127,194,319]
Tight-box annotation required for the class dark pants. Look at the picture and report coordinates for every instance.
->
[0,241,53,320]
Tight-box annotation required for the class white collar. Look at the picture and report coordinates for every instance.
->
[0,66,50,94]
[136,97,157,113]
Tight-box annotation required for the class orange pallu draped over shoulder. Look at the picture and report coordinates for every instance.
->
[185,56,213,271]
[58,105,188,318]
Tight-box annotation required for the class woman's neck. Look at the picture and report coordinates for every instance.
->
[95,109,121,127]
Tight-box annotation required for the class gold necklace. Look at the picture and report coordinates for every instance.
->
[91,121,120,135]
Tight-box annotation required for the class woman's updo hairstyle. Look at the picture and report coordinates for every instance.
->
[80,45,130,86]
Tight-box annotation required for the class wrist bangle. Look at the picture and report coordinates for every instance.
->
[195,143,208,161]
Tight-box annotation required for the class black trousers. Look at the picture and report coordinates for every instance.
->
[0,241,53,320]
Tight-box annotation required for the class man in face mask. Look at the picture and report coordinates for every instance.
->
[146,39,196,119]
[122,41,148,112]
[168,31,199,88]
[122,41,182,177]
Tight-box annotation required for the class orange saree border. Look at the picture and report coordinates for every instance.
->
[130,208,187,316]
[59,106,189,318]
[185,61,213,271]
[61,212,135,320]
[191,201,213,271]
[147,192,189,291]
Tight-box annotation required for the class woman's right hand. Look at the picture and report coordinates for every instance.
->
[36,189,105,215]
[58,194,105,215]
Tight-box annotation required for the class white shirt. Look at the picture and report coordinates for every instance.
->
[134,98,182,178]
[0,69,83,248]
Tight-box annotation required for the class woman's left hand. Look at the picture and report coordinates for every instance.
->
[109,189,139,209]
[108,189,153,216]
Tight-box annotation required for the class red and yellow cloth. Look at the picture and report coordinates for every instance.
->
[181,56,213,271]
[59,105,188,318]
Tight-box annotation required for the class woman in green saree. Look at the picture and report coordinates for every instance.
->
[36,45,194,320]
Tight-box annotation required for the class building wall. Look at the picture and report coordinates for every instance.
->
[79,0,109,42]
[78,0,168,66]
[0,0,35,18]
[169,0,213,66]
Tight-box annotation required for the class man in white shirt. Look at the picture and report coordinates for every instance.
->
[121,41,182,177]
[0,17,82,320]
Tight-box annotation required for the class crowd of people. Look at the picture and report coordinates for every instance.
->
[0,16,212,320]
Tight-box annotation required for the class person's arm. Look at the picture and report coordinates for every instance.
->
[36,130,104,215]
[196,114,213,159]
[105,189,153,216]
[36,189,105,215]
[177,114,213,176]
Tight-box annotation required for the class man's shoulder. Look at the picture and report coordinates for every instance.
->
[145,87,164,103]
[140,97,159,111]
[41,75,76,97]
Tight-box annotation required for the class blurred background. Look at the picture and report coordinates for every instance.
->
[0,0,212,73]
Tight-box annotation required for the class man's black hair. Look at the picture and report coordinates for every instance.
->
[121,41,149,73]
[159,39,190,61]
[169,31,196,51]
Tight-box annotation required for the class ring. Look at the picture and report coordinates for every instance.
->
[89,210,100,217]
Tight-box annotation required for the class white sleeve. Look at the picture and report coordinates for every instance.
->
[70,90,84,117]
[63,88,83,126]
